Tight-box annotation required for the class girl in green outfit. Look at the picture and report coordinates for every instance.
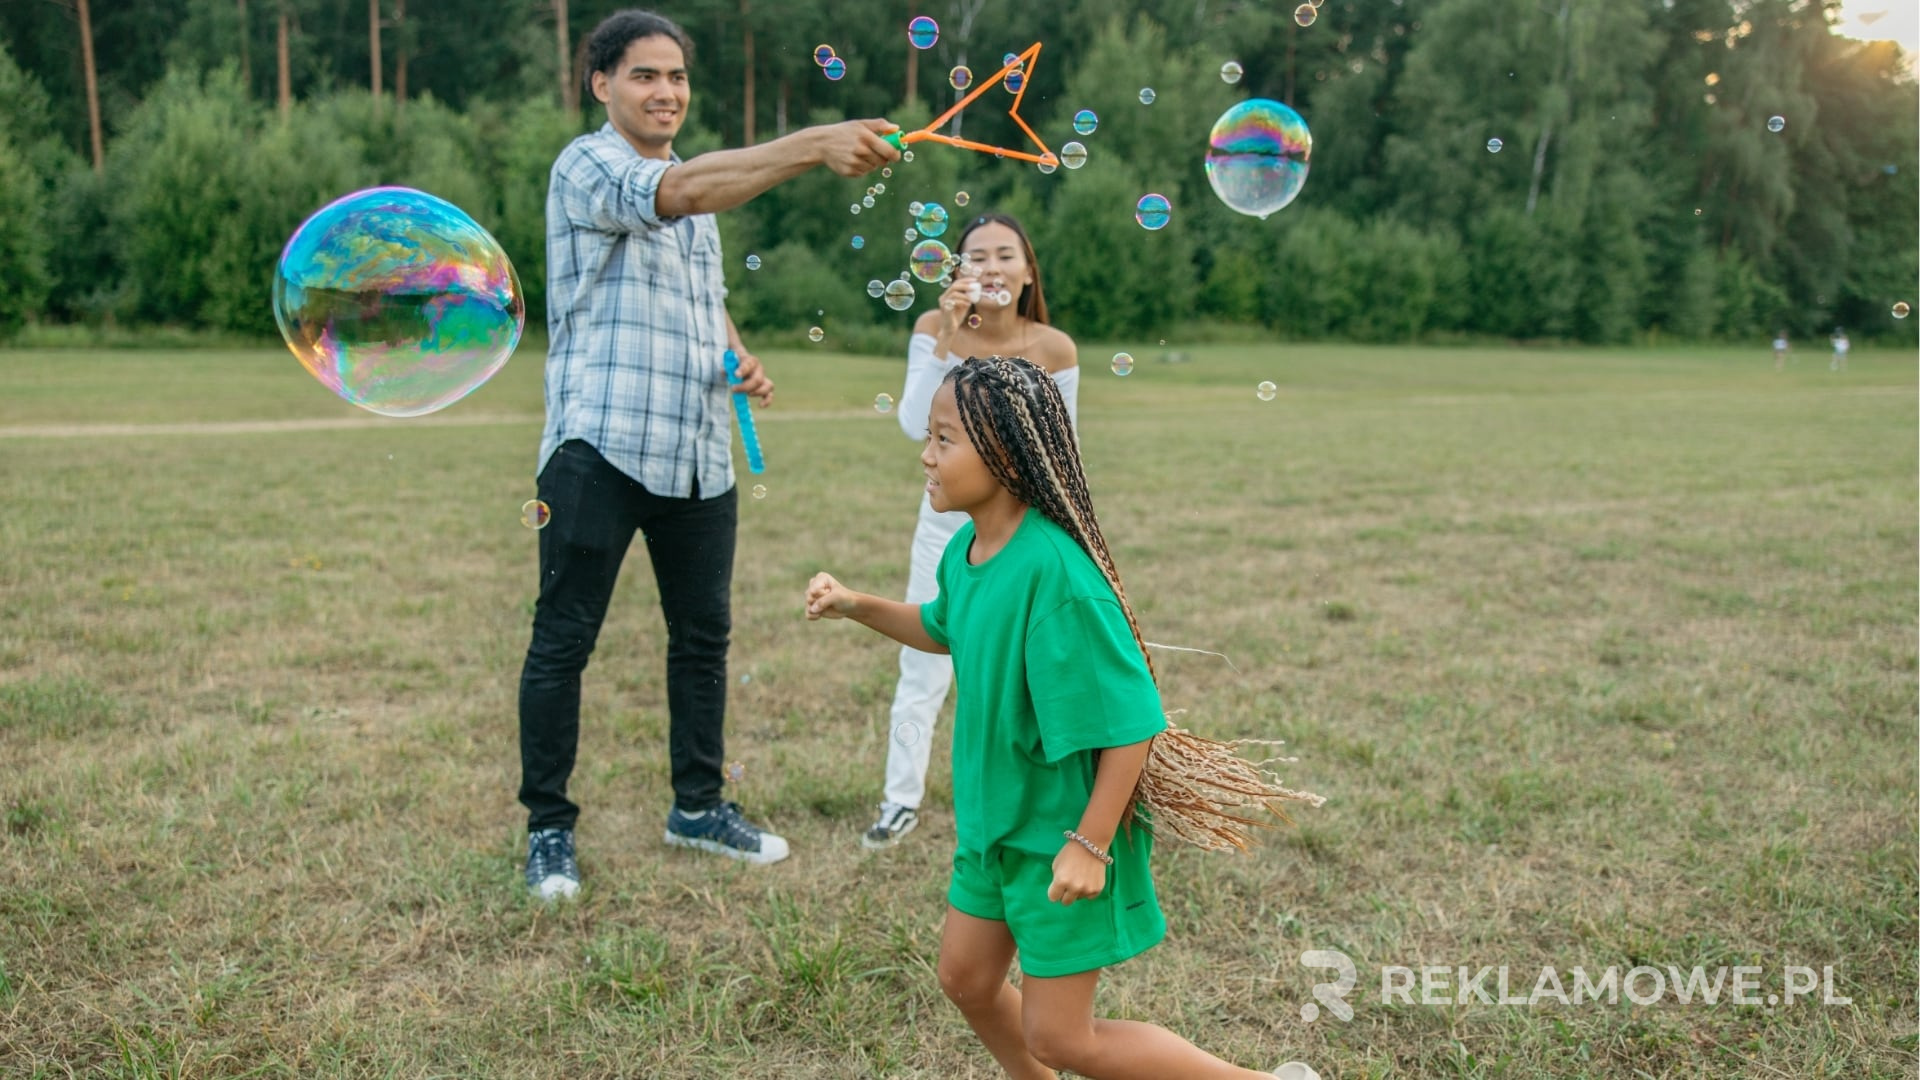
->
[806,355,1321,1080]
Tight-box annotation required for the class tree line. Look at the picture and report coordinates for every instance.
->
[0,0,1913,347]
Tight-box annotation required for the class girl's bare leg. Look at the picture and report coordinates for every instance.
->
[937,907,1056,1080]
[1018,968,1278,1080]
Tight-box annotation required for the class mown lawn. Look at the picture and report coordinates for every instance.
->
[1,341,1913,1078]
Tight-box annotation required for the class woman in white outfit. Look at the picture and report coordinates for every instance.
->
[863,212,1080,848]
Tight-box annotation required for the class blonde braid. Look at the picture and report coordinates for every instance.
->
[945,356,1323,851]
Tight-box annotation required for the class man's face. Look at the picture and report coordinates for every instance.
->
[593,34,689,157]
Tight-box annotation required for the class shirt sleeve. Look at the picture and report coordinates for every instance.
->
[1049,365,1080,435]
[1025,596,1167,762]
[899,333,954,441]
[553,142,677,234]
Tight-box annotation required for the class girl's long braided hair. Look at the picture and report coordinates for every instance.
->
[944,355,1323,851]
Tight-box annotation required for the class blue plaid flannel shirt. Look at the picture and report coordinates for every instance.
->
[538,123,735,498]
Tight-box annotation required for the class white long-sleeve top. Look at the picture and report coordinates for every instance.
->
[898,332,1080,441]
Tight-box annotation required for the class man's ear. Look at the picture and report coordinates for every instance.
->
[589,70,610,106]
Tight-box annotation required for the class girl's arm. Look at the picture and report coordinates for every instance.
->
[1074,737,1152,850]
[1049,736,1154,906]
[804,572,948,654]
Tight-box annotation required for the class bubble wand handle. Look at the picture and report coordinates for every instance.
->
[723,349,766,475]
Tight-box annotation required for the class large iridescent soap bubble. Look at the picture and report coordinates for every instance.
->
[1204,99,1312,220]
[274,186,524,418]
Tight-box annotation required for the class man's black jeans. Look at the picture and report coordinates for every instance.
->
[518,439,735,830]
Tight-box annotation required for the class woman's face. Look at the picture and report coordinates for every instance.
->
[959,222,1032,310]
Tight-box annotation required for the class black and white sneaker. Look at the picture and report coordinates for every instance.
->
[664,801,790,864]
[525,827,580,901]
[861,802,920,849]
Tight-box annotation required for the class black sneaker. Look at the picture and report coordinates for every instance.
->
[861,802,920,849]
[525,827,580,901]
[664,801,790,865]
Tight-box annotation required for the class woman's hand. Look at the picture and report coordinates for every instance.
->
[1047,842,1108,906]
[804,572,859,621]
[935,265,983,339]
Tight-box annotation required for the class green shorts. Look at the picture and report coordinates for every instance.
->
[947,830,1166,978]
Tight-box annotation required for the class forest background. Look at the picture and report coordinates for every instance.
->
[0,0,1914,349]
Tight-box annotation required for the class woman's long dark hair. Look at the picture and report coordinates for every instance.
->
[954,212,1049,327]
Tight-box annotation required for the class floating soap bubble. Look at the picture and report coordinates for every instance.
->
[751,484,767,500]
[1256,380,1278,401]
[910,239,953,283]
[1003,52,1023,70]
[1006,70,1024,94]
[725,761,745,782]
[849,203,862,215]
[1767,115,1785,133]
[867,279,886,299]
[902,149,915,162]
[745,254,761,270]
[814,45,835,67]
[862,194,876,208]
[1294,3,1316,27]
[882,166,892,178]
[851,235,865,249]
[1060,141,1088,169]
[1135,193,1172,230]
[904,228,919,243]
[966,313,982,329]
[1037,154,1058,175]
[808,326,825,343]
[908,200,925,216]
[874,393,895,413]
[1110,352,1135,376]
[824,56,847,81]
[1204,99,1311,219]
[874,182,887,194]
[1073,109,1099,135]
[273,186,525,418]
[1221,60,1244,84]
[1894,302,1912,319]
[1487,137,1503,153]
[949,66,972,91]
[955,191,970,207]
[1139,87,1156,105]
[883,279,916,311]
[915,202,950,238]
[995,289,1014,306]
[893,721,921,747]
[907,15,939,49]
[520,499,550,529]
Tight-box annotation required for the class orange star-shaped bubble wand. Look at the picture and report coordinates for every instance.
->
[883,43,1056,166]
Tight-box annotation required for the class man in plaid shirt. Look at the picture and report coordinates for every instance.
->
[519,8,899,900]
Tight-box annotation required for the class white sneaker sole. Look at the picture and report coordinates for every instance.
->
[664,830,790,865]
[1273,1063,1322,1080]
[860,814,920,849]
[532,874,579,901]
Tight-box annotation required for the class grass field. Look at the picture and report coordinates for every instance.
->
[0,340,1914,1078]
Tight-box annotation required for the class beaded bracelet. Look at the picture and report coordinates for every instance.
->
[1063,830,1114,865]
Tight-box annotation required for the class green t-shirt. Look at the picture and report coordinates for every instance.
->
[919,507,1169,857]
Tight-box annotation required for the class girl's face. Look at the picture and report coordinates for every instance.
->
[921,382,1001,514]
[958,222,1032,310]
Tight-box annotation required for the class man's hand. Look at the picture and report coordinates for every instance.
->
[804,572,860,621]
[816,119,902,178]
[1048,842,1108,907]
[730,350,774,406]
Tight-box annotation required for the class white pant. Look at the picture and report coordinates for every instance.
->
[882,495,968,809]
